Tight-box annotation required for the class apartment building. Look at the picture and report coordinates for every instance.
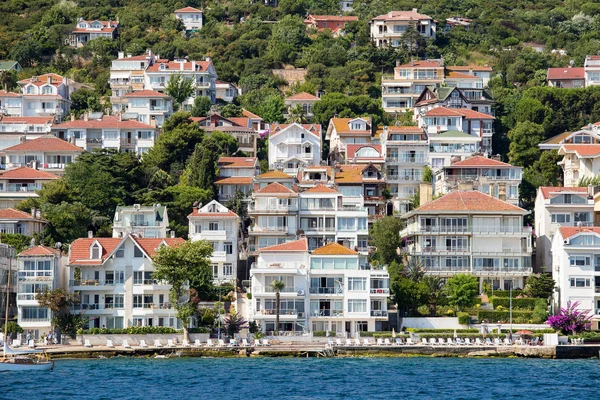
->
[215,156,259,202]
[534,187,593,273]
[334,164,387,224]
[68,19,119,47]
[193,113,259,156]
[414,85,494,117]
[427,131,482,170]
[297,165,334,190]
[68,235,185,329]
[547,67,585,88]
[326,117,374,163]
[434,156,522,206]
[16,246,62,339]
[445,66,492,88]
[551,227,600,330]
[255,170,297,189]
[380,125,428,213]
[0,91,24,117]
[215,81,239,103]
[584,55,600,87]
[401,190,533,291]
[0,117,54,150]
[370,10,436,48]
[51,113,157,155]
[539,123,600,151]
[0,167,59,209]
[109,53,154,111]
[304,15,358,36]
[112,204,169,239]
[284,92,320,119]
[188,200,240,283]
[1,135,83,175]
[0,208,46,236]
[381,60,444,112]
[557,144,600,186]
[123,90,173,128]
[268,123,322,173]
[174,7,203,33]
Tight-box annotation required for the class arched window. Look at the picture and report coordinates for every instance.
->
[91,243,100,259]
[355,147,380,158]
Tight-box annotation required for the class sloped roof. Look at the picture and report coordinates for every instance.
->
[124,90,170,98]
[3,136,83,152]
[303,184,338,194]
[242,109,262,119]
[257,171,294,179]
[396,60,443,69]
[372,11,434,22]
[270,123,321,138]
[131,237,185,258]
[146,61,212,73]
[560,227,600,240]
[559,144,600,157]
[449,156,512,168]
[445,71,478,79]
[539,186,588,199]
[425,106,494,119]
[411,191,526,214]
[547,67,585,80]
[0,116,54,125]
[217,157,257,168]
[334,165,383,184]
[446,65,493,72]
[175,6,203,13]
[214,176,253,185]
[0,167,60,180]
[69,238,123,265]
[311,242,358,256]
[330,117,372,135]
[286,92,320,101]
[0,208,45,221]
[255,182,296,194]
[346,144,383,159]
[0,90,20,97]
[540,131,573,146]
[18,245,59,257]
[260,238,308,252]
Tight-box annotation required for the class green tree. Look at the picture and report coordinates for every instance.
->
[404,19,423,55]
[220,104,243,118]
[223,311,248,337]
[36,288,79,332]
[0,234,33,253]
[225,189,249,219]
[186,144,217,196]
[286,104,307,123]
[166,73,195,110]
[524,274,556,299]
[370,216,404,264]
[388,261,428,317]
[270,280,285,335]
[69,88,102,117]
[152,240,213,341]
[445,274,479,311]
[423,276,445,316]
[268,15,308,64]
[40,202,93,245]
[507,121,545,167]
[190,96,212,117]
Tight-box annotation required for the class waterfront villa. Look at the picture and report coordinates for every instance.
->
[0,167,60,209]
[112,204,169,239]
[268,123,322,173]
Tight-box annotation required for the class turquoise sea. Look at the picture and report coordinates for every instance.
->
[2,357,599,399]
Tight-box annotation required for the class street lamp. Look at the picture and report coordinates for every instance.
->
[509,278,514,336]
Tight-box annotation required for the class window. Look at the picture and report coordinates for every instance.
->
[570,256,591,266]
[209,222,219,231]
[348,277,366,291]
[223,264,233,276]
[570,277,591,287]
[134,246,144,258]
[224,242,233,255]
[551,214,571,224]
[348,299,367,313]
[115,246,125,258]
[130,99,146,108]
[138,131,153,140]
[91,243,100,259]
[133,295,143,308]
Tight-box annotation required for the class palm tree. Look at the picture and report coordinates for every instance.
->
[423,276,445,316]
[270,280,285,335]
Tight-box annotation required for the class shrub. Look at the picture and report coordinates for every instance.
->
[491,297,541,310]
[457,312,470,325]
[188,327,211,333]
[477,310,534,323]
[77,326,179,335]
[312,330,336,337]
[569,332,600,342]
[405,328,479,333]
[488,290,524,297]
[548,301,592,334]
[418,333,507,340]
[246,293,252,300]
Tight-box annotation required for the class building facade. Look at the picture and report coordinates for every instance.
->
[1,135,83,175]
[113,204,169,239]
[68,19,119,47]
[0,167,60,209]
[370,10,436,48]
[215,156,259,202]
[268,123,322,173]
[174,7,203,33]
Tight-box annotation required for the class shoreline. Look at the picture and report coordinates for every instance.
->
[36,343,600,360]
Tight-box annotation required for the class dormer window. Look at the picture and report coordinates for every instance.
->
[208,203,218,212]
[91,243,101,259]
[42,86,52,95]
[26,86,35,94]
[159,64,166,70]
[351,123,362,130]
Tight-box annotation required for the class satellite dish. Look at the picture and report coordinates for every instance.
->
[177,294,190,305]
[55,242,62,249]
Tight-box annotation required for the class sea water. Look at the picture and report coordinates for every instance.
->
[2,357,599,399]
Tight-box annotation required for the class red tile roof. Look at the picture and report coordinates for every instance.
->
[217,157,257,168]
[53,115,155,130]
[18,245,59,257]
[115,55,149,61]
[242,109,262,119]
[311,242,358,255]
[450,156,512,168]
[255,182,297,194]
[18,74,65,87]
[257,171,294,179]
[372,11,433,22]
[560,227,600,240]
[413,191,526,213]
[124,90,170,98]
[286,92,320,101]
[0,116,54,125]
[260,238,308,252]
[175,6,203,13]
[3,136,83,152]
[396,60,443,69]
[131,237,185,258]
[69,238,123,265]
[271,123,321,138]
[346,144,383,159]
[424,106,494,119]
[0,167,60,180]
[307,15,359,22]
[71,20,118,33]
[146,61,212,73]
[215,176,253,185]
[539,186,588,199]
[0,90,20,97]
[446,65,493,72]
[445,71,478,79]
[560,144,600,157]
[188,208,238,218]
[228,117,251,127]
[330,117,372,135]
[303,184,338,194]
[0,208,44,220]
[547,67,585,80]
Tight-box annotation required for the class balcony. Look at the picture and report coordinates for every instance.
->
[386,155,426,164]
[370,310,388,317]
[197,230,227,241]
[251,262,306,271]
[18,271,52,280]
[210,250,227,262]
[109,79,130,86]
[133,279,169,288]
[35,108,64,115]
[370,288,390,295]
[149,105,169,112]
[301,226,336,233]
[195,81,211,88]
[309,287,344,295]
[471,266,533,274]
[386,174,422,182]
[71,303,119,312]
[249,225,291,234]
[414,246,470,254]
[69,279,117,290]
[425,265,471,273]
[248,204,298,213]
[310,309,344,317]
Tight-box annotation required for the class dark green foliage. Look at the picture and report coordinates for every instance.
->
[190,96,213,117]
[0,234,33,253]
[457,312,470,325]
[78,326,178,334]
[477,310,536,323]
[490,297,546,310]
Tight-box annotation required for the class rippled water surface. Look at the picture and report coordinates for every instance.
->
[2,357,599,399]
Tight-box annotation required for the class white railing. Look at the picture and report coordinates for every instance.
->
[249,204,298,212]
[251,262,306,270]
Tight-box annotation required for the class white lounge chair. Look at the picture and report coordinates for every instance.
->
[494,338,501,346]
[376,338,384,346]
[504,338,512,346]
[464,338,473,345]
[328,339,335,347]
[28,339,36,348]
[206,339,215,347]
[395,338,403,345]
[422,338,428,345]
[182,339,191,347]
[429,338,437,345]
[363,339,371,346]
[122,340,131,349]
[217,339,226,347]
[455,338,464,345]
[254,339,261,347]
[336,339,343,347]
[406,338,415,345]
[12,339,21,347]
[485,338,493,346]
[438,338,446,345]
[345,338,353,346]
[84,339,93,348]
[354,338,361,346]
[242,339,250,347]
[384,338,392,346]
[193,339,201,347]
[262,339,270,346]
[475,338,483,346]
[447,338,455,345]
[154,339,162,347]
[139,340,148,348]
[167,339,176,347]
[106,340,114,348]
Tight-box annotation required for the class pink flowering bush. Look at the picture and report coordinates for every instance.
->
[547,301,592,335]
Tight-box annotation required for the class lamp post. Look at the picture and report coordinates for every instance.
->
[509,278,514,336]
[217,281,222,340]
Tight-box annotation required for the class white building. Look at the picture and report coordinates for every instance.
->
[0,208,46,236]
[188,200,240,283]
[381,60,444,112]
[0,116,54,150]
[551,226,600,330]
[401,190,533,291]
[558,144,600,186]
[215,80,239,103]
[370,9,437,48]
[427,130,482,170]
[584,55,600,87]
[284,92,320,119]
[68,19,119,48]
[113,204,169,239]
[326,117,374,163]
[268,123,322,173]
[123,90,173,128]
[215,156,259,202]
[174,7,203,32]
[534,186,593,273]
[340,0,354,11]
[16,246,62,339]
[0,167,60,209]
[68,235,185,329]
[16,74,80,122]
[52,114,158,155]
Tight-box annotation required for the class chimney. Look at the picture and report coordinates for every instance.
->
[88,230,93,238]
[192,61,196,71]
[83,113,88,121]
[150,118,157,128]
[20,136,26,144]
[180,61,184,71]
[31,207,36,218]
[36,209,41,219]
[412,8,418,13]
[71,114,75,122]
[170,231,175,238]
[206,57,210,62]
[118,51,124,59]
[127,53,132,58]
[118,113,122,122]
[419,182,433,206]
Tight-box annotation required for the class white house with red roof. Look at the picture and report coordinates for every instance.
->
[557,144,600,186]
[401,190,533,291]
[51,113,158,155]
[1,135,83,175]
[0,167,59,209]
[434,155,522,206]
[547,67,585,88]
[68,18,119,48]
[534,186,594,273]
[215,156,259,201]
[174,6,203,33]
[113,204,169,239]
[284,92,320,118]
[584,55,600,87]
[124,90,173,128]
[369,9,437,47]
[67,234,185,329]
[304,15,358,36]
[0,116,54,149]
[192,113,259,156]
[188,200,240,283]
[268,123,322,173]
[0,207,46,236]
[551,226,600,329]
[215,80,239,103]
[145,58,217,104]
[326,117,374,163]
[16,245,63,339]
[0,90,23,117]
[109,51,156,110]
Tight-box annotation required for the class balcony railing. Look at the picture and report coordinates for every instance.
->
[301,226,336,232]
[371,310,388,317]
[256,309,299,316]
[70,279,104,286]
[370,288,390,294]
[310,310,344,317]
[417,246,470,253]
[18,271,52,279]
[249,226,290,233]
[249,204,298,212]
[425,266,471,273]
[472,266,533,273]
[133,279,169,285]
[386,156,426,163]
[17,293,38,301]
[309,287,344,295]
